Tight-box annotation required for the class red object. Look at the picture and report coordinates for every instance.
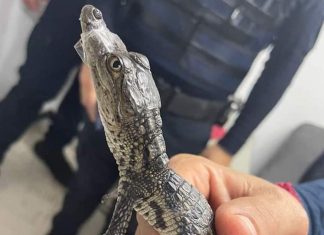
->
[210,125,226,140]
[276,182,301,203]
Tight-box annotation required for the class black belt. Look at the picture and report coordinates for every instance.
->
[155,78,227,123]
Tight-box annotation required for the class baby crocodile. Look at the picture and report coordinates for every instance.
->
[75,5,214,235]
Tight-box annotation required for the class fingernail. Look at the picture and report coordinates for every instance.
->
[237,215,257,235]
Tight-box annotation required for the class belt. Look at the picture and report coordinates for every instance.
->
[155,78,227,123]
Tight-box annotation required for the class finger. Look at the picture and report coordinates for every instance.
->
[168,154,214,198]
[169,155,251,207]
[215,194,308,235]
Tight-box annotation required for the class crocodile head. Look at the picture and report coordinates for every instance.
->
[75,5,161,131]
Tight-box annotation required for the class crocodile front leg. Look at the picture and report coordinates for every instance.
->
[104,179,135,235]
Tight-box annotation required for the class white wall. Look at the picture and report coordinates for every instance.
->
[250,26,324,173]
[0,0,38,99]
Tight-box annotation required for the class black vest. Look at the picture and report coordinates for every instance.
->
[112,0,298,99]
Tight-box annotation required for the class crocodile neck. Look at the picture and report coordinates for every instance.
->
[102,108,169,176]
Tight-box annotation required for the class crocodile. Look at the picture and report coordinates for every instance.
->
[75,5,214,235]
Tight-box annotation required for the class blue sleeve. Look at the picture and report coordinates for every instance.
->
[295,179,324,235]
[218,0,324,154]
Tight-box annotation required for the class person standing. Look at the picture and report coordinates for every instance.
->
[0,0,109,185]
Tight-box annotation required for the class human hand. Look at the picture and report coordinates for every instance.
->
[136,154,308,235]
[22,0,47,12]
[201,144,231,166]
[79,64,97,122]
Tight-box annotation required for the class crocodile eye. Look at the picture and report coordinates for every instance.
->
[92,8,102,20]
[108,55,122,72]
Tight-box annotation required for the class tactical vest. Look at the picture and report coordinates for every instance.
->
[112,0,299,100]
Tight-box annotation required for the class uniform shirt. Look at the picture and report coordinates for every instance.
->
[296,180,324,235]
[219,0,324,153]
[108,0,324,154]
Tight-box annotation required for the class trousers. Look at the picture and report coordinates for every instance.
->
[0,0,86,159]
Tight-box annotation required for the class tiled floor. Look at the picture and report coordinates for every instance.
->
[0,120,106,235]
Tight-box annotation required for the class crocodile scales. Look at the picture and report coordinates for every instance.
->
[75,5,214,235]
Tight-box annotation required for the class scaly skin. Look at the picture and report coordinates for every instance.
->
[75,5,214,235]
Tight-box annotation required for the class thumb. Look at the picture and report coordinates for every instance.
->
[215,193,308,235]
[215,197,261,235]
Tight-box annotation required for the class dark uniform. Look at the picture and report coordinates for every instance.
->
[0,0,87,160]
[0,0,110,185]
